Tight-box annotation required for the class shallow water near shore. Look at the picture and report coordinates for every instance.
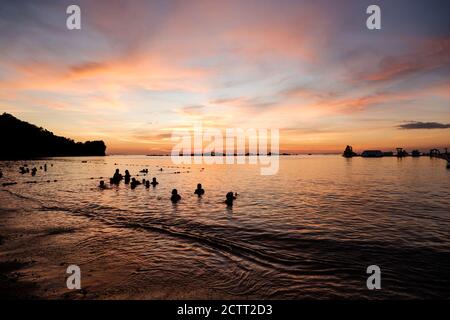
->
[1,155,449,299]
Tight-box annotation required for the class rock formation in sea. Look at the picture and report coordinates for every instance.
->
[342,145,357,158]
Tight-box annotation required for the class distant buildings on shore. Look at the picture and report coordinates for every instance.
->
[342,145,449,158]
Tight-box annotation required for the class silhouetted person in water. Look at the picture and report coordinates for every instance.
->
[225,192,236,207]
[194,183,205,196]
[130,177,141,189]
[150,177,159,186]
[124,170,131,184]
[171,189,181,203]
[99,180,107,189]
[112,169,122,184]
[0,170,2,178]
[31,167,37,176]
[145,180,150,188]
[44,163,47,171]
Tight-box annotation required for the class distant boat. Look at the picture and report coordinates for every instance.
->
[411,150,421,157]
[361,150,383,158]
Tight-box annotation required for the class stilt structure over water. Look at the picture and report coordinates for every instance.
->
[429,149,449,160]
[396,148,408,157]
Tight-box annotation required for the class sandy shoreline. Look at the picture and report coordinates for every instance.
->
[0,191,237,300]
[0,197,105,299]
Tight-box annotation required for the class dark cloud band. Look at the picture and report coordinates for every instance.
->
[398,122,450,129]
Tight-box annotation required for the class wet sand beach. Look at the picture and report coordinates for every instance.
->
[0,192,238,299]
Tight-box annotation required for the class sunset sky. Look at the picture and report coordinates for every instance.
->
[0,0,449,154]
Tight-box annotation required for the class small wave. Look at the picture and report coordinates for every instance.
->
[0,188,44,208]
[34,198,450,298]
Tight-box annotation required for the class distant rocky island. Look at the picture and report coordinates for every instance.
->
[0,113,106,159]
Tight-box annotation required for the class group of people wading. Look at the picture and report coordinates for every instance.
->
[99,169,237,206]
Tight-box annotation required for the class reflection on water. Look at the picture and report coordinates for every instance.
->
[1,155,449,299]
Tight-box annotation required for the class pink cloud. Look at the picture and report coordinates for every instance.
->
[362,38,450,82]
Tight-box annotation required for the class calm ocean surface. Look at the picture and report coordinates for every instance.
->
[1,155,449,299]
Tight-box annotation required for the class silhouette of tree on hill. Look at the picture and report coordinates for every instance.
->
[0,113,106,159]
